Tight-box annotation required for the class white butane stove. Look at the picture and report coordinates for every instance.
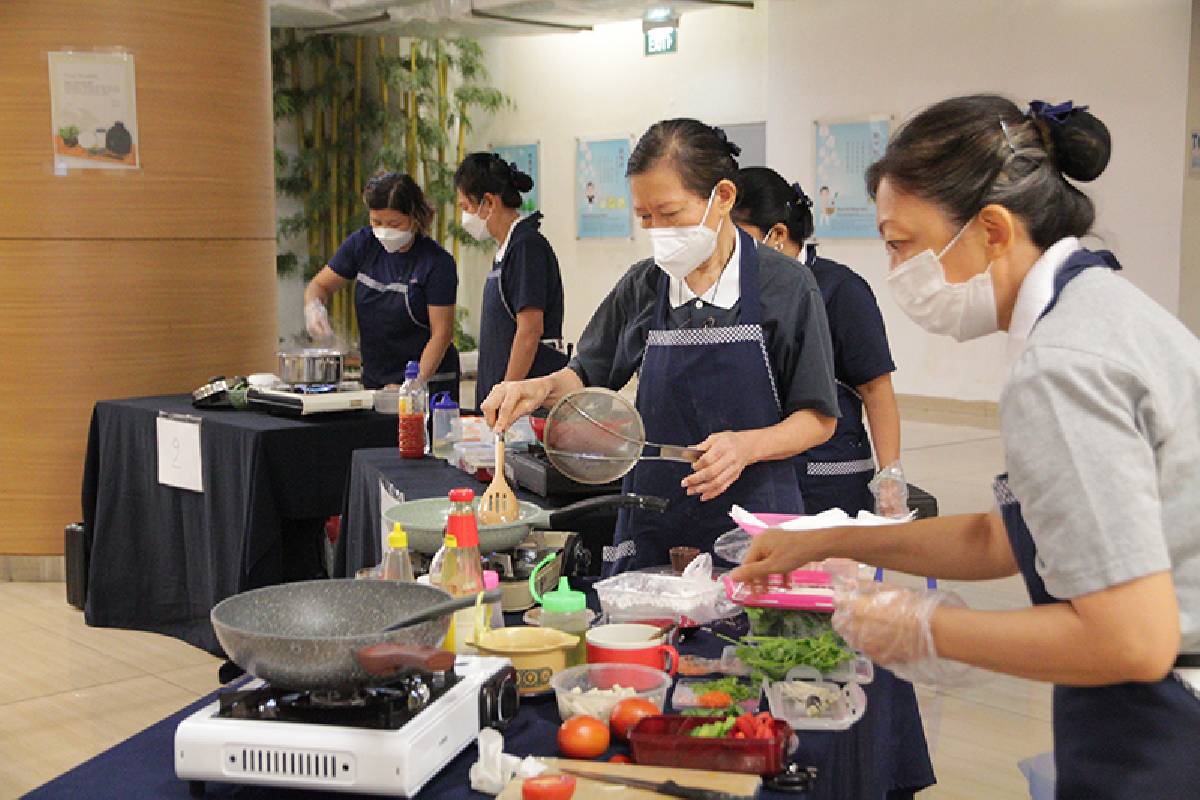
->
[246,386,376,416]
[175,655,518,797]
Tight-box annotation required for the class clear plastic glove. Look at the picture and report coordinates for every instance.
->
[305,298,333,339]
[869,461,910,519]
[832,579,976,686]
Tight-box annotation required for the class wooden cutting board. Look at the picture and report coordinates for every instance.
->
[498,757,762,799]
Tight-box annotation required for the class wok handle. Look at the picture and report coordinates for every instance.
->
[545,493,669,529]
[356,643,456,677]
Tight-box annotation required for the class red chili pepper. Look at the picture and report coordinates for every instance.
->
[733,713,759,739]
[753,712,776,739]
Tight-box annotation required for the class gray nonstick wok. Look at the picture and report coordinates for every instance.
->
[211,578,498,691]
[384,493,670,556]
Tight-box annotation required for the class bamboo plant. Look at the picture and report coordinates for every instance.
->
[271,30,507,350]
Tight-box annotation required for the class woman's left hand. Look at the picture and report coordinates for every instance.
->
[681,430,756,502]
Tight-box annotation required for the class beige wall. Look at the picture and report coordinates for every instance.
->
[1182,0,1200,335]
[0,0,278,555]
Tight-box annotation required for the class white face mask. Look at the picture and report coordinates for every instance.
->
[649,188,722,281]
[461,200,492,241]
[372,227,414,254]
[887,219,999,342]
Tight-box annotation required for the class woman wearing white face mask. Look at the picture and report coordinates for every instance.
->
[304,172,459,396]
[732,168,908,520]
[732,95,1200,799]
[455,153,568,410]
[481,119,838,575]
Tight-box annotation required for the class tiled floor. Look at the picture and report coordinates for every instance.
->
[0,419,1048,799]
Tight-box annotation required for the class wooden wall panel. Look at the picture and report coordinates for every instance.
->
[0,0,275,240]
[0,239,277,555]
[0,0,277,555]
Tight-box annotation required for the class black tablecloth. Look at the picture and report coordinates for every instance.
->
[26,587,934,800]
[335,449,619,579]
[82,395,398,654]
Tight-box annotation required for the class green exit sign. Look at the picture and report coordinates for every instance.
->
[644,26,677,56]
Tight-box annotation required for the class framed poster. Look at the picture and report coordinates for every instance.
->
[575,137,633,239]
[491,142,539,213]
[48,50,140,171]
[813,116,890,238]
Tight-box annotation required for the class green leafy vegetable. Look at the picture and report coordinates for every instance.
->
[734,632,853,680]
[688,716,738,738]
[744,607,835,638]
[687,676,759,705]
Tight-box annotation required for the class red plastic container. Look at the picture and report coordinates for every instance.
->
[628,715,793,775]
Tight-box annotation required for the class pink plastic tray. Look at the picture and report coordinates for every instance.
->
[734,513,805,536]
[723,569,835,612]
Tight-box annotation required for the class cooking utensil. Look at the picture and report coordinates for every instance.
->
[479,435,520,524]
[384,493,669,556]
[380,588,501,632]
[543,388,702,485]
[276,347,344,385]
[559,768,747,800]
[211,578,460,691]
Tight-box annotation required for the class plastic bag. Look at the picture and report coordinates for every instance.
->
[869,461,910,519]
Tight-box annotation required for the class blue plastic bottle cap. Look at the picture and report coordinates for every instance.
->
[404,361,419,379]
[432,391,458,410]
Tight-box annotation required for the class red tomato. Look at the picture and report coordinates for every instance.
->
[608,698,660,741]
[522,774,576,800]
[557,716,610,759]
[608,754,632,764]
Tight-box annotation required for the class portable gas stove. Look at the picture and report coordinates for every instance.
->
[175,655,517,797]
[246,385,375,416]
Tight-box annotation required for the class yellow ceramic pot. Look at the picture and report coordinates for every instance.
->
[470,626,579,696]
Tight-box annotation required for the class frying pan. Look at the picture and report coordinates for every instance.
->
[384,493,669,556]
[212,578,486,691]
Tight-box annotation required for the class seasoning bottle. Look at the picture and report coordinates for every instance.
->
[441,488,486,653]
[379,523,416,582]
[430,391,460,460]
[397,362,426,459]
[428,533,458,651]
[530,557,590,667]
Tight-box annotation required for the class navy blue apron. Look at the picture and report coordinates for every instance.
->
[793,250,875,515]
[994,247,1200,799]
[602,229,805,575]
[355,241,459,399]
[476,214,568,409]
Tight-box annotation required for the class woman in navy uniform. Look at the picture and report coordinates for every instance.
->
[733,168,934,798]
[733,168,908,518]
[733,96,1200,799]
[481,120,839,576]
[305,172,459,399]
[454,153,568,410]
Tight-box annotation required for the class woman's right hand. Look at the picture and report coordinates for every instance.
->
[481,378,552,432]
[305,298,333,339]
[727,530,828,590]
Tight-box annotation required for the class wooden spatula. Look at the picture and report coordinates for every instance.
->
[478,434,519,524]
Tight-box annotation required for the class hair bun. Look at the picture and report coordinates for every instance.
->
[511,168,534,193]
[1029,101,1111,183]
[790,182,813,209]
[711,125,742,158]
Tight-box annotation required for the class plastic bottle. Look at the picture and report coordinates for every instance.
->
[530,556,590,667]
[431,391,460,460]
[397,361,426,459]
[482,569,505,632]
[428,533,458,651]
[379,523,416,582]
[430,488,486,654]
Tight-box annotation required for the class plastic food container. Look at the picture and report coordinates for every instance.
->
[549,663,671,723]
[671,678,761,712]
[593,572,735,625]
[719,646,873,684]
[763,674,868,732]
[629,715,793,775]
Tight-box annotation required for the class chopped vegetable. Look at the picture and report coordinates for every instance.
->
[697,690,734,708]
[690,712,778,739]
[733,632,853,680]
[687,676,759,705]
[779,680,841,717]
[688,716,738,738]
[559,685,637,721]
[745,607,834,638]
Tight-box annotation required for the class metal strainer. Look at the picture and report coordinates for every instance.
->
[543,388,701,485]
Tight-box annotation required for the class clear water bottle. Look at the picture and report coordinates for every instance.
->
[431,391,460,460]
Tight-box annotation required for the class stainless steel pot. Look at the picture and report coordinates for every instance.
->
[277,348,344,385]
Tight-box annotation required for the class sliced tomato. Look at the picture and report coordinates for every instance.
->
[522,774,577,800]
[608,754,632,764]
